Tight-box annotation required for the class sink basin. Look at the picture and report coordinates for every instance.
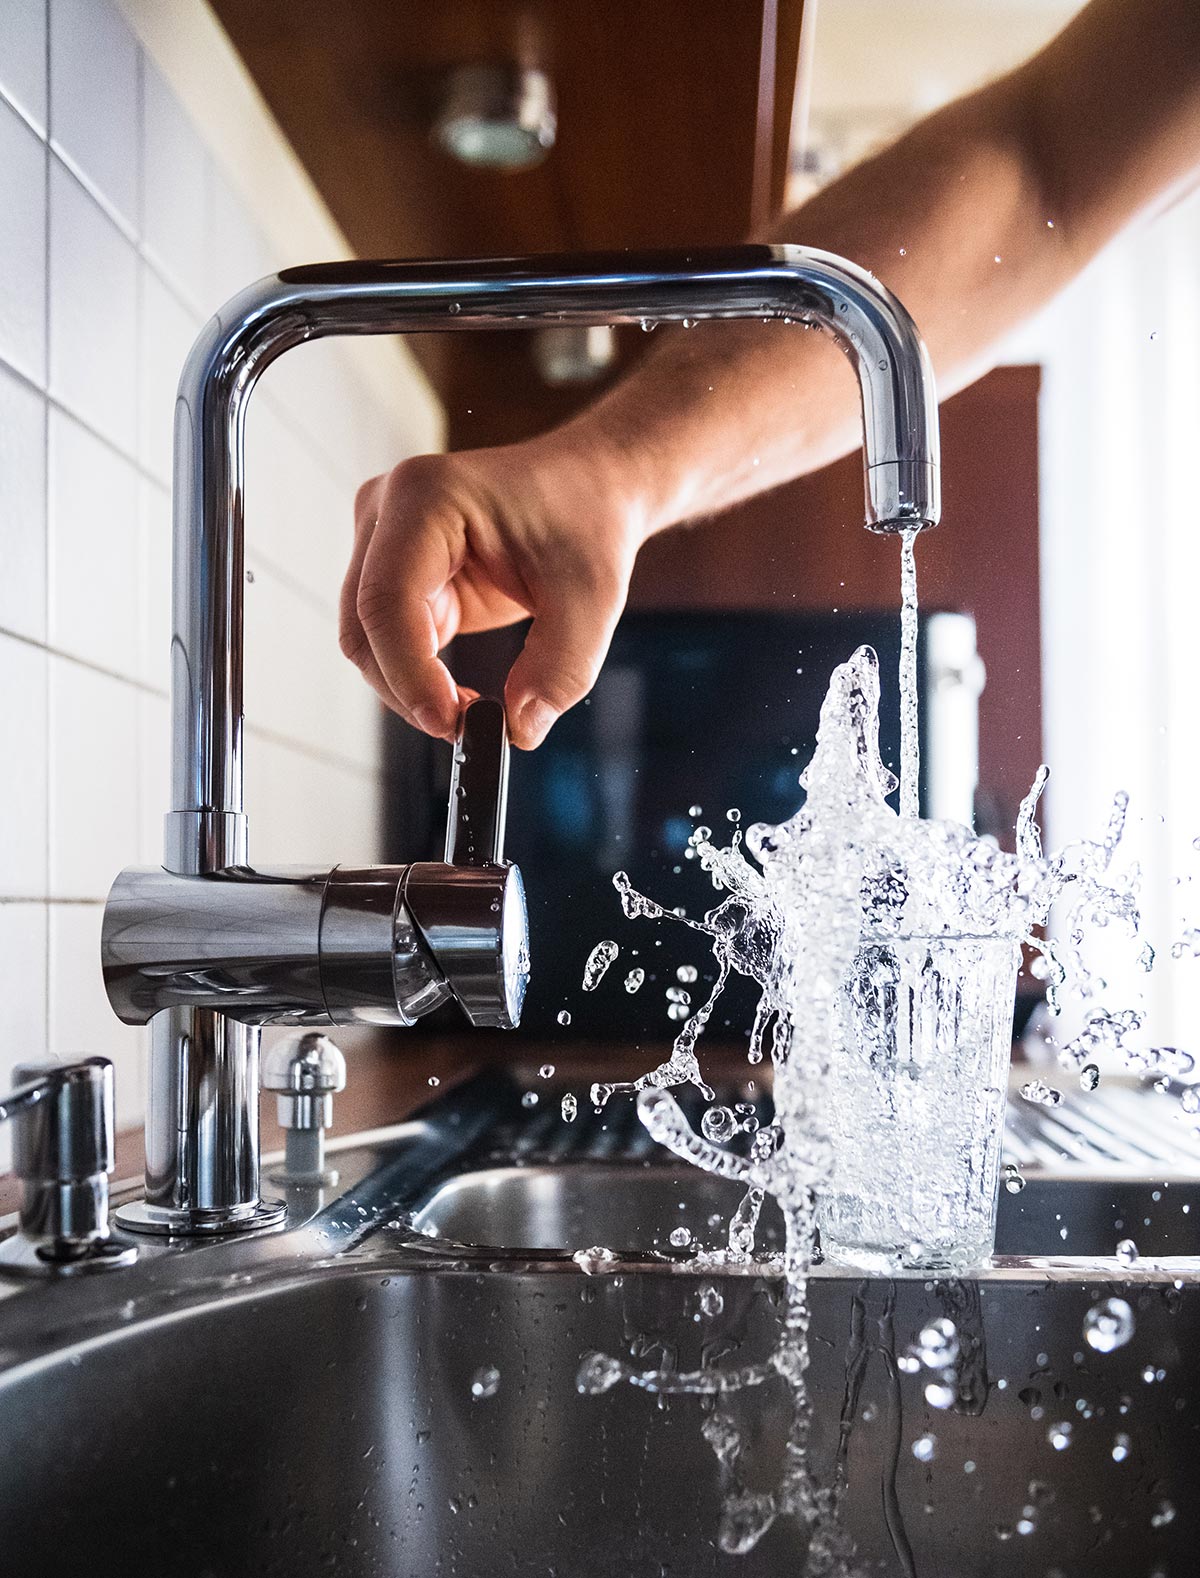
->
[1,1069,1197,1576]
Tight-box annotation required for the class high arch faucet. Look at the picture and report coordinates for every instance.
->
[101,245,941,1236]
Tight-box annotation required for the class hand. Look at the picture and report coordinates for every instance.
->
[340,429,653,749]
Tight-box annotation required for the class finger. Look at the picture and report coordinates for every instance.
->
[338,480,381,676]
[504,563,625,749]
[355,489,462,740]
[338,476,441,733]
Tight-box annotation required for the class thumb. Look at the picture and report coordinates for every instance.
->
[505,566,625,749]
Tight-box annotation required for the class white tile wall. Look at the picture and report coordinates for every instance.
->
[48,407,141,677]
[48,156,139,454]
[0,0,47,135]
[0,0,441,1170]
[0,94,48,387]
[0,361,47,642]
[48,0,140,232]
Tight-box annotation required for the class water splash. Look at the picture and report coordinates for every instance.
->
[582,939,619,990]
[575,635,1181,1566]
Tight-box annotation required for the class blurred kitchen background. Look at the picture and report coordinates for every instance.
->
[1,0,1197,1162]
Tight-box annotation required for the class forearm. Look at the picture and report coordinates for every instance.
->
[563,0,1200,539]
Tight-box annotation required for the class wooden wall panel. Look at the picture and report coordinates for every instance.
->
[629,364,1044,837]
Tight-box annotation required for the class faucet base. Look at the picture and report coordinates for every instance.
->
[0,1233,138,1277]
[114,1197,286,1237]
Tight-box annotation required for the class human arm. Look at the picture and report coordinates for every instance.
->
[340,0,1200,747]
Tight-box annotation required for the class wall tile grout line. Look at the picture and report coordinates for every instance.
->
[0,896,105,907]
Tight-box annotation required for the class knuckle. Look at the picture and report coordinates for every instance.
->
[538,656,601,713]
[355,581,394,637]
[338,620,371,668]
[382,452,452,513]
[354,475,383,520]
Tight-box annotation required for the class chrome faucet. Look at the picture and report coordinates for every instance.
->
[100,245,940,1237]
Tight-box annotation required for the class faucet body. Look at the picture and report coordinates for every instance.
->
[102,245,941,1237]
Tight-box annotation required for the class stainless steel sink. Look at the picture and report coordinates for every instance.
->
[1,1069,1197,1577]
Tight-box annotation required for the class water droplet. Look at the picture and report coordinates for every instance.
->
[912,1434,937,1462]
[427,1075,440,1088]
[688,803,703,817]
[1002,1162,1026,1194]
[676,964,698,984]
[1084,1297,1135,1352]
[582,939,618,991]
[539,1063,555,1079]
[698,1284,723,1319]
[470,1364,500,1400]
[561,1093,577,1122]
[1021,1079,1063,1107]
[572,1245,617,1275]
[557,1009,572,1026]
[521,1091,539,1108]
[590,1081,613,1108]
[623,967,645,993]
[1047,1421,1073,1451]
[667,1002,690,1021]
[924,1379,957,1410]
[448,301,461,315]
[669,1226,693,1249]
[577,1351,624,1393]
[1111,1432,1131,1462]
[1150,1499,1175,1528]
[915,1318,960,1368]
[1116,1238,1139,1266]
[701,1105,736,1143]
[726,807,741,823]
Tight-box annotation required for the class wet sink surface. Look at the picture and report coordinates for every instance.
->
[411,1158,1200,1262]
[1,1070,1197,1577]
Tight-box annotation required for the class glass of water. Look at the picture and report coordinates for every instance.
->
[818,933,1019,1272]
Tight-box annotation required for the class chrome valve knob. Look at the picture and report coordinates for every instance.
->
[101,697,529,1032]
[262,1031,346,1181]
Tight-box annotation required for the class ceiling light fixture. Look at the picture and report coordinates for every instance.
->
[433,64,556,172]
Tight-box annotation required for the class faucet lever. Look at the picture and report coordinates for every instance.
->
[445,696,510,866]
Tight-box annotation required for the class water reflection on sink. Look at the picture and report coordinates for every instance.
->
[411,1158,1200,1262]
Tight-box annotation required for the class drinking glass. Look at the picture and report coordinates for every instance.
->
[818,933,1019,1272]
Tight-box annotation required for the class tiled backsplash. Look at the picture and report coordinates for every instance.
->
[0,0,443,1165]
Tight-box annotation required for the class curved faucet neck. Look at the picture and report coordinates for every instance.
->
[169,245,940,873]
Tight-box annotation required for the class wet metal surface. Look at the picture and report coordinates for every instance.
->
[1,1070,1197,1576]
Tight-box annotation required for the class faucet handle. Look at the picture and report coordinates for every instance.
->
[445,695,510,866]
[403,695,529,1030]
